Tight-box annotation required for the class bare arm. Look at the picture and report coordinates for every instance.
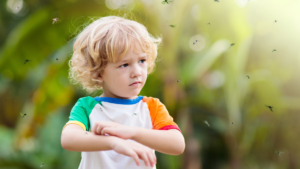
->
[61,124,116,151]
[131,128,185,155]
[61,124,157,167]
[95,122,185,155]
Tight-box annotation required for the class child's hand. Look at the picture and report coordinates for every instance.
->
[111,138,156,167]
[92,121,135,139]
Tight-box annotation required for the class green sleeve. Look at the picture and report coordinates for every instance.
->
[68,98,89,131]
[68,96,100,131]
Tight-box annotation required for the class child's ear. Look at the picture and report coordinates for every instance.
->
[98,73,104,83]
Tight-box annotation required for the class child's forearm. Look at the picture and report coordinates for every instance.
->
[61,128,117,152]
[132,128,185,155]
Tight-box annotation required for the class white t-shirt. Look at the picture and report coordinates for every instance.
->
[63,96,181,169]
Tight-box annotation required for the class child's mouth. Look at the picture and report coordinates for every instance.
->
[130,82,141,86]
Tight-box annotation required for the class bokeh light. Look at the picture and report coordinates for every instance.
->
[6,0,23,14]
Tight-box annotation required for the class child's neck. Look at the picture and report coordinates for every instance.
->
[99,94,138,100]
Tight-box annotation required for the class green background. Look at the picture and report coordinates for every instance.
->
[1,0,300,168]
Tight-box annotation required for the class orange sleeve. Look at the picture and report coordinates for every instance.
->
[142,96,181,132]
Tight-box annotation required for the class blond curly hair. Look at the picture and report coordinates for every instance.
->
[68,16,162,93]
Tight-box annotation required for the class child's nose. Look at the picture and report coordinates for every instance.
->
[131,64,142,78]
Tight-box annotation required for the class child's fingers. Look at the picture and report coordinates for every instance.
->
[128,151,140,166]
[144,149,155,167]
[91,123,98,133]
[92,123,104,134]
[101,127,107,135]
[96,125,104,135]
[137,151,150,166]
[134,143,155,167]
[147,151,156,167]
[101,127,112,135]
[153,150,157,164]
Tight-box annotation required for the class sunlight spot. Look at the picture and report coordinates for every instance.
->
[6,0,23,14]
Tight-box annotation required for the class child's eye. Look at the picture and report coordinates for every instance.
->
[139,59,146,64]
[120,63,128,68]
[119,59,146,68]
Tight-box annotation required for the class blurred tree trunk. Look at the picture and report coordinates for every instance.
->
[157,1,199,168]
[182,111,201,169]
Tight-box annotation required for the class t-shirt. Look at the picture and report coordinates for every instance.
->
[63,95,181,169]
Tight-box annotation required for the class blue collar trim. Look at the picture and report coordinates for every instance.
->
[94,96,144,105]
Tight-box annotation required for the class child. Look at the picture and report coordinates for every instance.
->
[61,16,185,169]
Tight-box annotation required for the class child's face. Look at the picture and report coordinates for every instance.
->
[98,43,148,99]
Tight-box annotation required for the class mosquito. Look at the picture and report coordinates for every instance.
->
[161,0,172,4]
[265,105,273,112]
[52,18,59,24]
[40,163,44,167]
[20,113,27,118]
[56,58,58,61]
[24,60,31,64]
[193,40,200,47]
[132,113,137,116]
[275,150,284,157]
[177,79,181,83]
[274,20,277,23]
[169,25,176,28]
[204,120,210,127]
[246,75,250,79]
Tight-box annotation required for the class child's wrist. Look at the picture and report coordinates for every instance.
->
[109,136,122,149]
[131,127,141,140]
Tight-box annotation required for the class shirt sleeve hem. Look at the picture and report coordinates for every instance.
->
[159,125,181,132]
[62,121,87,131]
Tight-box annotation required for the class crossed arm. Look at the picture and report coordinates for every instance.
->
[61,122,185,155]
[132,128,185,155]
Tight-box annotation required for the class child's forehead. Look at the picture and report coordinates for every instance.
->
[115,43,147,61]
[117,51,147,62]
[130,41,144,53]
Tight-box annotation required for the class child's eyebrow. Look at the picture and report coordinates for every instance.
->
[118,53,147,63]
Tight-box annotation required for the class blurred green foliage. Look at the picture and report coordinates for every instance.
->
[1,0,300,169]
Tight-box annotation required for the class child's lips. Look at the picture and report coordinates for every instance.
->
[130,82,141,86]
